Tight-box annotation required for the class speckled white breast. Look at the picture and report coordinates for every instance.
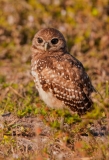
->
[31,69,65,109]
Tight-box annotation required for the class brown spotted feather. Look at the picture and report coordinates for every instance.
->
[31,28,95,115]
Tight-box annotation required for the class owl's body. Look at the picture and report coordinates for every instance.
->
[31,28,95,115]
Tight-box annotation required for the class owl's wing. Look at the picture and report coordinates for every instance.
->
[36,54,95,115]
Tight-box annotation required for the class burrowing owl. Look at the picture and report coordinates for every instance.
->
[31,28,95,115]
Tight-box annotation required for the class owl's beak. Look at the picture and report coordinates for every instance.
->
[44,42,49,51]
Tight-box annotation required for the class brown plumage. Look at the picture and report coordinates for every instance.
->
[31,28,95,115]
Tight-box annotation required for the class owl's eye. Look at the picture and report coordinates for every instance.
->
[37,38,43,43]
[51,38,59,44]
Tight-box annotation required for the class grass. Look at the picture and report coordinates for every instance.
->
[0,0,109,159]
[0,79,109,159]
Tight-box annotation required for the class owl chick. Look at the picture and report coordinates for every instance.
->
[31,28,95,115]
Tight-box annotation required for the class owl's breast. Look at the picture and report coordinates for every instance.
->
[31,68,65,109]
[31,59,65,109]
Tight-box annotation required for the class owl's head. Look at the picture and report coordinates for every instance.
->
[32,28,67,53]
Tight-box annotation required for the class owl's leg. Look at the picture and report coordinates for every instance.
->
[60,107,66,130]
[60,116,64,130]
[60,106,76,130]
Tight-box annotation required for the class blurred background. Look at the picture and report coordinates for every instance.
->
[0,0,109,159]
[0,0,109,86]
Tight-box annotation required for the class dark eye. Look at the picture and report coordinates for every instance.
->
[37,37,43,43]
[51,38,59,44]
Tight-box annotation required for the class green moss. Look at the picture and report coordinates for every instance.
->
[92,8,99,16]
[0,75,6,83]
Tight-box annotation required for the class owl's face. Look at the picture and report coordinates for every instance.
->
[32,28,67,52]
